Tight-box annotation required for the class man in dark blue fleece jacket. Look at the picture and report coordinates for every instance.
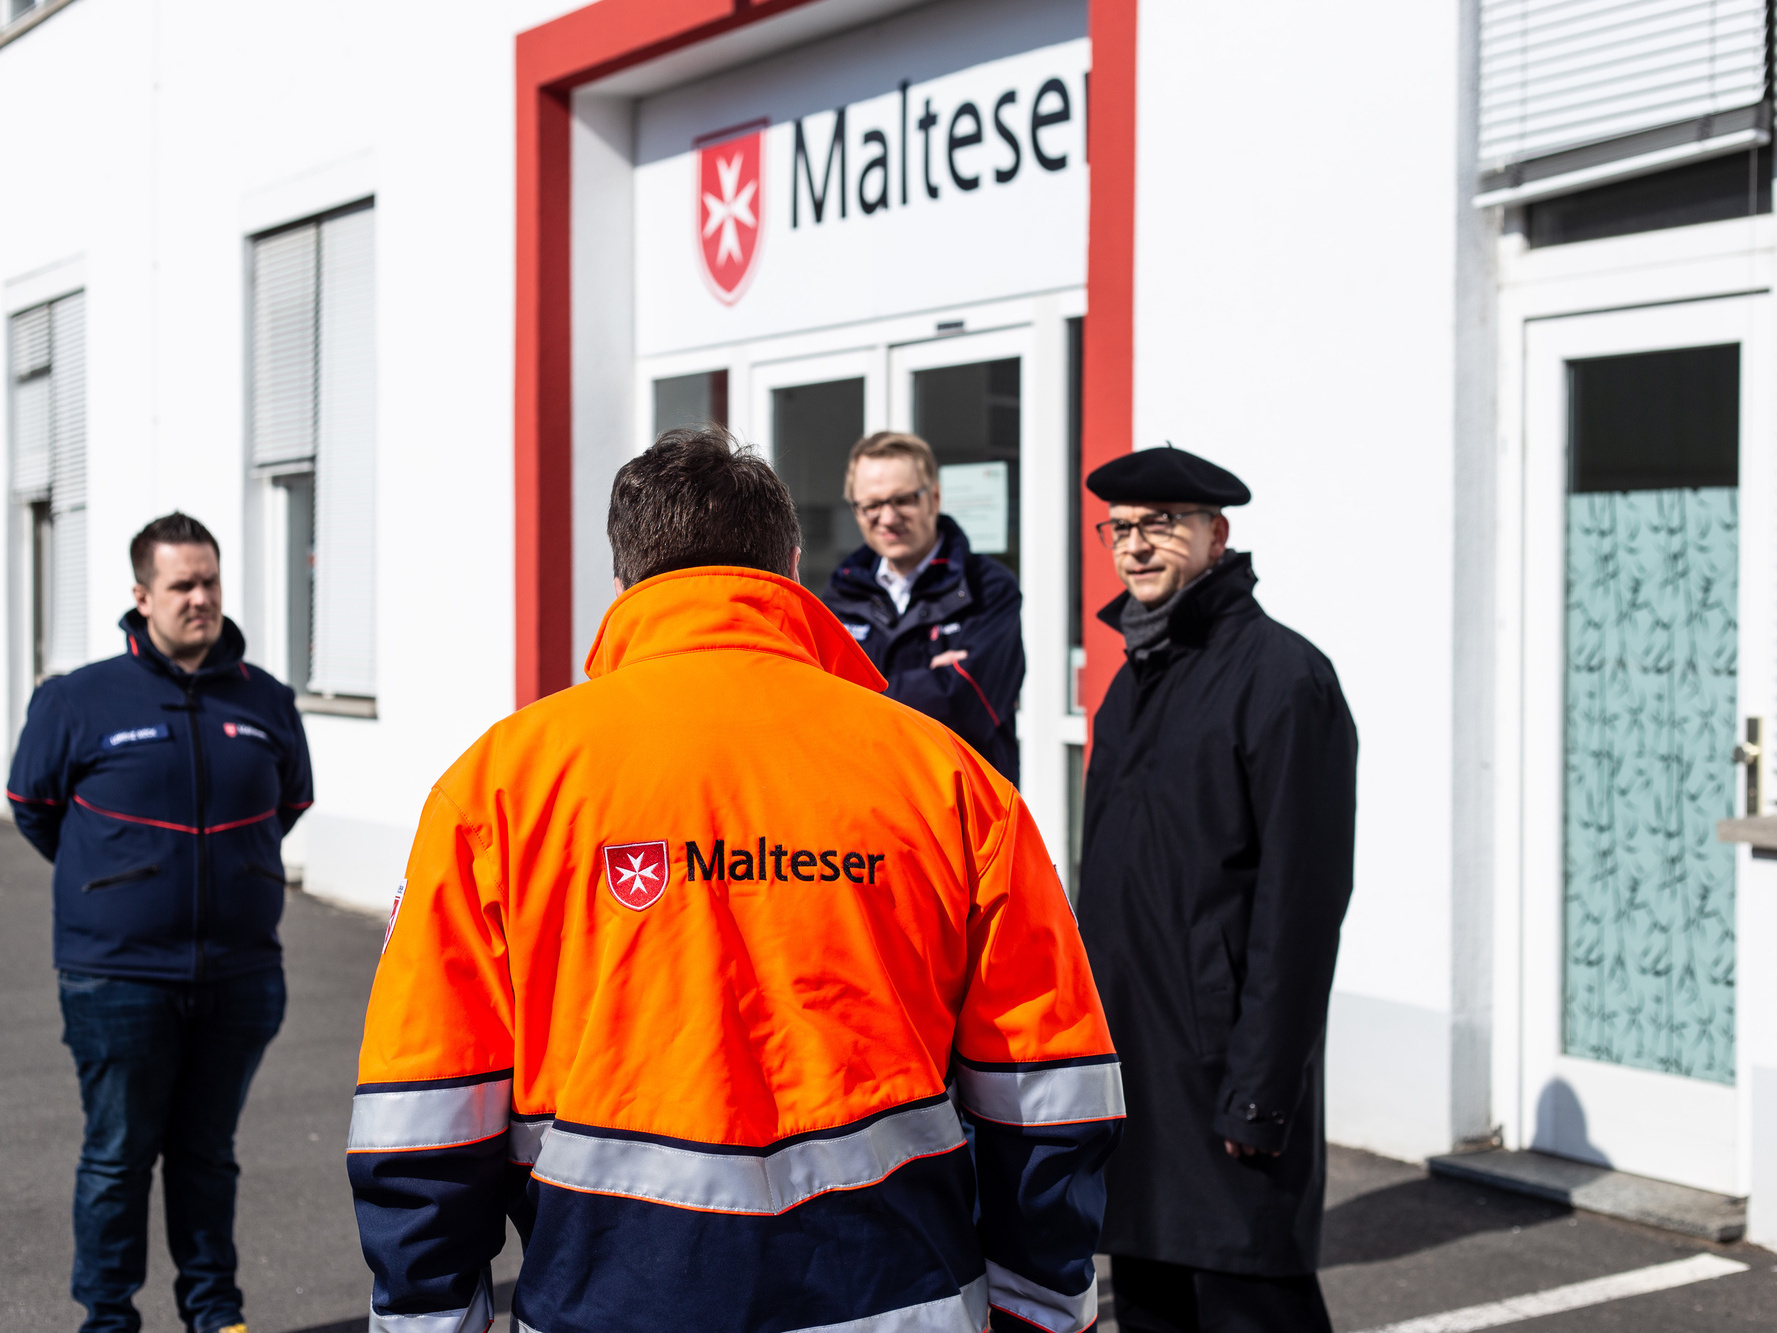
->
[821,432,1024,784]
[9,512,312,1333]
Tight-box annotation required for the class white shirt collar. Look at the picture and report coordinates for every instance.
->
[875,541,941,616]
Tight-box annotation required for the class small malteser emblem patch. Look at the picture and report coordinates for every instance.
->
[604,841,670,911]
[382,880,406,954]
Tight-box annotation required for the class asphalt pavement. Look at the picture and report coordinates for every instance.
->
[1,820,1772,1331]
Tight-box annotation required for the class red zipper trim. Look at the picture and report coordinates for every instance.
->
[204,809,278,833]
[950,662,1001,727]
[74,795,199,834]
[73,794,278,835]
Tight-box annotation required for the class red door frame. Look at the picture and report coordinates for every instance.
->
[513,0,1136,714]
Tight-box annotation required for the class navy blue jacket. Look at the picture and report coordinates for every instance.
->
[8,612,313,982]
[822,515,1024,783]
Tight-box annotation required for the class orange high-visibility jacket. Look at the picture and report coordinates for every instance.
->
[349,569,1123,1333]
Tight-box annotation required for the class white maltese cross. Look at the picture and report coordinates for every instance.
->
[614,851,660,892]
[703,151,757,269]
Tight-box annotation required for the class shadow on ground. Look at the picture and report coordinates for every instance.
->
[1321,1169,1570,1267]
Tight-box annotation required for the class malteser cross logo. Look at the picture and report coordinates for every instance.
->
[604,841,670,911]
[696,128,763,303]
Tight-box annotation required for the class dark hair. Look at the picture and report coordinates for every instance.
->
[607,428,800,587]
[130,512,220,586]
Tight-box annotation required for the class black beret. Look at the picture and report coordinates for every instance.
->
[1085,444,1250,506]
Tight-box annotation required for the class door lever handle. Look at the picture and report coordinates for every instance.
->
[1739,718,1765,816]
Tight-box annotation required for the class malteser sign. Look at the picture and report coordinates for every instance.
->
[783,75,1075,228]
[635,36,1089,354]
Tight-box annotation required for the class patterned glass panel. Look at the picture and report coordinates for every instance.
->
[1564,488,1736,1084]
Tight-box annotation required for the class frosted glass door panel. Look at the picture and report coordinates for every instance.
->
[1562,342,1740,1085]
[1563,487,1737,1082]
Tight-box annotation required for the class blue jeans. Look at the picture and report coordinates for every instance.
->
[60,967,286,1333]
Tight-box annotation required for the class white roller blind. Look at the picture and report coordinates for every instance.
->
[251,225,319,467]
[309,207,377,698]
[47,508,86,674]
[1480,0,1768,169]
[10,293,88,673]
[10,306,51,501]
[51,293,86,511]
[46,292,86,672]
[11,303,49,375]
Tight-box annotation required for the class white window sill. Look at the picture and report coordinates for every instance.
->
[297,693,376,719]
[1,0,79,50]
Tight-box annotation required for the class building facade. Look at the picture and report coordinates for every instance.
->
[5,0,1777,1244]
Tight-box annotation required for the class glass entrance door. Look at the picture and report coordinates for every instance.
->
[635,304,1080,884]
[1563,346,1739,1086]
[772,378,865,596]
[889,324,1068,859]
[912,357,1021,578]
[1520,296,1768,1195]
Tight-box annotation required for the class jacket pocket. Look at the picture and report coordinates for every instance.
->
[80,864,160,893]
[245,863,289,886]
[1190,920,1239,1052]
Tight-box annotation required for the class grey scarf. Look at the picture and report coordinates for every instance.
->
[1120,583,1188,659]
[1119,554,1226,659]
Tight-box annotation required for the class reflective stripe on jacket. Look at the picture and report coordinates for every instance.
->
[349,568,1122,1333]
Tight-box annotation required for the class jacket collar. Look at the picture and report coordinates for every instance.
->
[119,610,247,682]
[1095,550,1258,649]
[584,566,888,691]
[831,514,971,606]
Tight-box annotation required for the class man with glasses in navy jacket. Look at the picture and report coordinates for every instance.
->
[9,512,313,1333]
[821,431,1025,783]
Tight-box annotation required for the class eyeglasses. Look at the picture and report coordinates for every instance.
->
[1095,509,1217,549]
[851,488,929,520]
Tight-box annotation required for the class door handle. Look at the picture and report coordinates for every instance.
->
[1737,718,1764,816]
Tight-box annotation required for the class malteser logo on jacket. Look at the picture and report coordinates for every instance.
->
[697,124,764,304]
[604,841,670,911]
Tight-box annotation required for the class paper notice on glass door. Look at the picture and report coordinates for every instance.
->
[939,462,1009,554]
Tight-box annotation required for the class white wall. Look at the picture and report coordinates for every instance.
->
[1133,0,1467,1159]
[0,0,579,911]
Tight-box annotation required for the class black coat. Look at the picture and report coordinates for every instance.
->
[1077,553,1356,1276]
[821,515,1024,783]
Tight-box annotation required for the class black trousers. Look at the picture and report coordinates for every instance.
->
[1109,1255,1332,1333]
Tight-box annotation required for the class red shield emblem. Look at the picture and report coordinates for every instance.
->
[697,130,762,303]
[604,841,670,911]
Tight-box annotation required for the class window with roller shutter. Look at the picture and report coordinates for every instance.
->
[247,200,377,711]
[8,291,86,683]
[1477,0,1772,207]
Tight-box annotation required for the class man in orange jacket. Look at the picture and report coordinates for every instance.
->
[348,429,1123,1333]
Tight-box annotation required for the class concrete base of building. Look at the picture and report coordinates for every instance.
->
[1429,1148,1746,1243]
[1326,990,1453,1164]
[298,811,415,916]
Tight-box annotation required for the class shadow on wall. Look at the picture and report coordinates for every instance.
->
[1533,1076,1612,1168]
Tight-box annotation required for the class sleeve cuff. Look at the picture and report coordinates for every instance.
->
[1211,1097,1294,1154]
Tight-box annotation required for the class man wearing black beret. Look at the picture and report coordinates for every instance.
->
[1076,445,1357,1332]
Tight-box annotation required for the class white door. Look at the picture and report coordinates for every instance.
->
[1520,293,1771,1194]
[632,300,1078,867]
[888,324,1071,866]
